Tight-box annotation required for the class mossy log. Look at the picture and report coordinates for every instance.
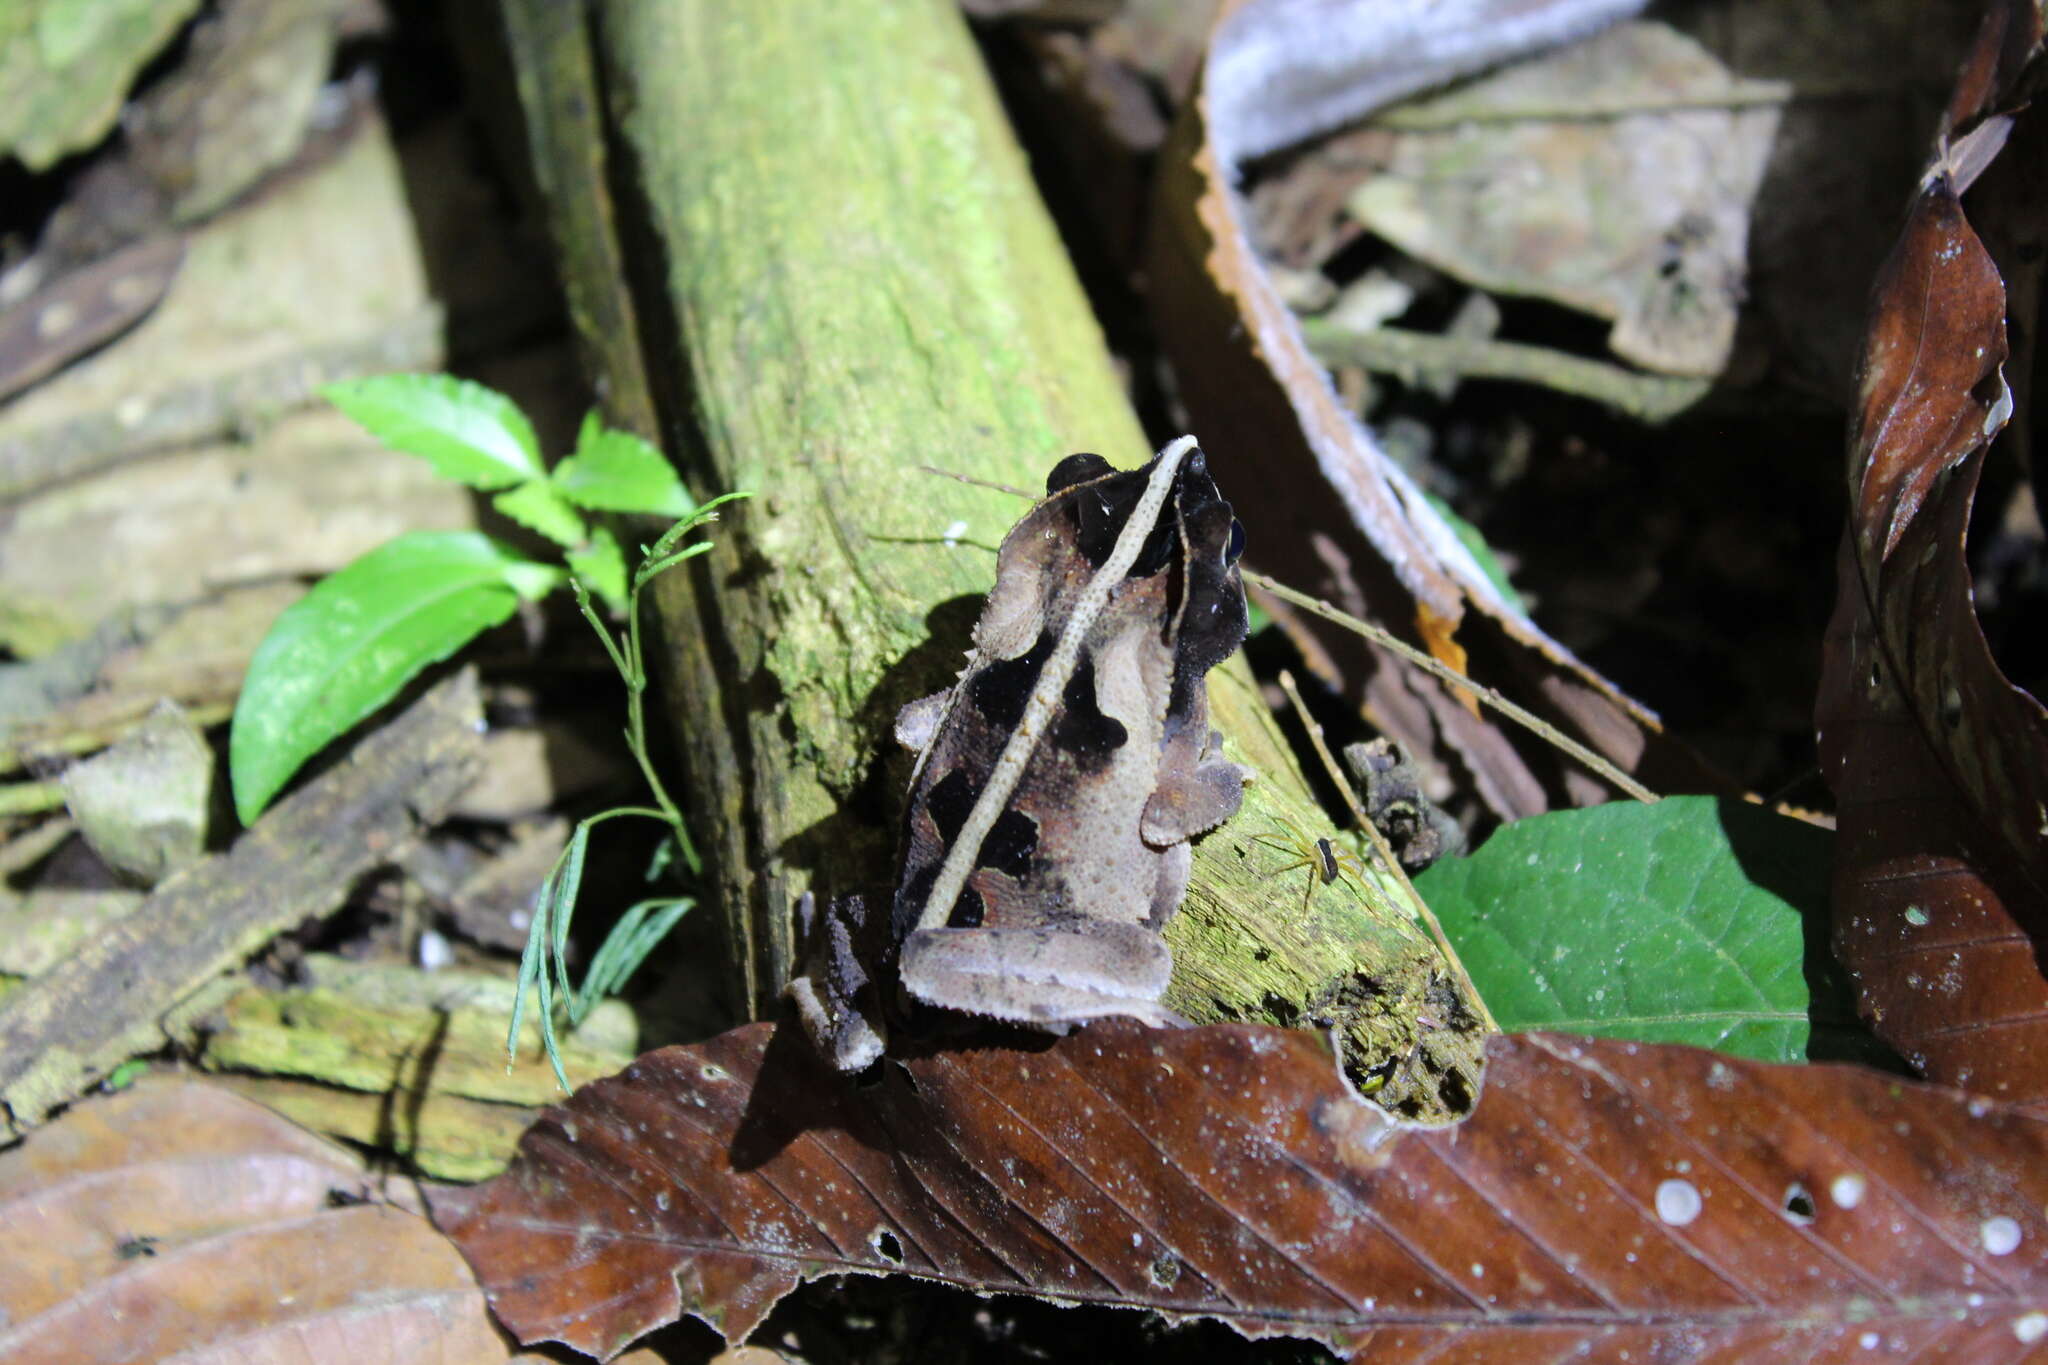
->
[166,954,640,1181]
[504,0,1478,1114]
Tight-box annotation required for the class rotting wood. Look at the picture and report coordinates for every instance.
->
[0,305,443,504]
[163,953,640,1181]
[0,669,486,1138]
[202,1071,539,1184]
[498,0,658,442]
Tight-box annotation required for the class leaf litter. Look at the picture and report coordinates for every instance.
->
[1815,1,2048,1107]
[0,1079,534,1363]
[5,3,2048,1363]
[438,1018,2048,1361]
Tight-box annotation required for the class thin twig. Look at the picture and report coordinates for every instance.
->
[1278,670,1497,1034]
[1246,570,1659,805]
[0,780,65,817]
[916,465,1035,500]
[1300,317,1710,425]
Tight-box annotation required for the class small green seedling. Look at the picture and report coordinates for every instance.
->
[228,373,748,1088]
[506,497,747,1088]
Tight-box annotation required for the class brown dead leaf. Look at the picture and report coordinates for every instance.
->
[0,237,186,404]
[0,1077,534,1363]
[1345,20,1779,378]
[0,667,485,1136]
[1816,9,2048,1105]
[437,1019,2048,1361]
[1146,0,1725,817]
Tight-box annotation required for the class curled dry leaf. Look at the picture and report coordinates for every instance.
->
[1146,0,1721,817]
[1342,20,1778,379]
[0,236,186,404]
[0,1078,534,1363]
[1816,10,2048,1106]
[437,1019,2048,1361]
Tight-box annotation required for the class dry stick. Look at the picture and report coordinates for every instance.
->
[1246,570,1661,805]
[0,307,444,503]
[3,700,237,778]
[1278,670,1498,1035]
[916,465,1036,500]
[0,780,65,817]
[1300,317,1709,425]
[0,670,485,1135]
[917,438,1197,933]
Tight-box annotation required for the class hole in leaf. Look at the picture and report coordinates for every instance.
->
[1940,680,1963,729]
[1782,1183,1817,1225]
[871,1229,904,1264]
[1148,1254,1181,1287]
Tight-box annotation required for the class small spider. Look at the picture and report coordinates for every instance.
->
[1251,825,1369,918]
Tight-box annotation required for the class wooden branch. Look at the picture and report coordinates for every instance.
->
[0,305,443,504]
[0,669,485,1137]
[1300,316,1712,424]
[497,0,658,439]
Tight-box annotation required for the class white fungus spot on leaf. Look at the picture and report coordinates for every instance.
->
[1655,1179,1702,1227]
[1982,1216,2022,1256]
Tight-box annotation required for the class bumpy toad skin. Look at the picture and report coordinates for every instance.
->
[787,891,888,1071]
[793,438,1249,1066]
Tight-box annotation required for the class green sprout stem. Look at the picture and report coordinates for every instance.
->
[509,498,747,1089]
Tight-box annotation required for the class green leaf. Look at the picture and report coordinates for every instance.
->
[567,525,629,615]
[572,897,693,1025]
[1423,492,1524,613]
[322,374,543,490]
[553,414,694,516]
[1415,796,1849,1062]
[230,531,562,823]
[513,821,589,1091]
[493,480,588,549]
[103,1059,150,1091]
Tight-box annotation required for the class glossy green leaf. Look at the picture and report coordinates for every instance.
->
[230,532,561,823]
[1415,796,1843,1062]
[567,525,629,615]
[322,374,543,489]
[553,414,694,516]
[494,480,588,550]
[1423,492,1523,612]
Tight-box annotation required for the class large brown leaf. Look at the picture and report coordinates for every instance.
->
[437,1019,2048,1361]
[1815,5,2048,1107]
[1145,0,1727,817]
[0,1078,537,1363]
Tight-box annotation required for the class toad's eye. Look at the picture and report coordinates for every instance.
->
[1046,452,1111,495]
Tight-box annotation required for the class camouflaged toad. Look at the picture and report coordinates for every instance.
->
[791,437,1250,1069]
